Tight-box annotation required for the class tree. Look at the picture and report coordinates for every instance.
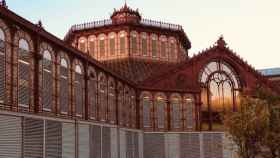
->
[224,87,280,158]
[224,96,270,158]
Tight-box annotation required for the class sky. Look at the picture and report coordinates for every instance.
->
[7,0,280,69]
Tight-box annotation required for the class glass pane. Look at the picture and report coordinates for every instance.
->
[120,37,125,54]
[143,97,151,128]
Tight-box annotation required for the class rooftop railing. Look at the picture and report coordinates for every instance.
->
[64,19,184,40]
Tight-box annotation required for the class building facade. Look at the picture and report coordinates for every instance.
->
[0,2,278,158]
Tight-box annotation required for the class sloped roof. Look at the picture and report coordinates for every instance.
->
[101,58,179,84]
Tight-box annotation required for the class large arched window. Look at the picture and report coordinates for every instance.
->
[117,84,124,126]
[88,36,96,58]
[130,31,137,54]
[184,94,195,129]
[88,68,97,120]
[98,73,107,121]
[0,28,5,102]
[200,61,240,131]
[160,36,167,58]
[141,33,147,56]
[59,56,69,114]
[18,39,31,107]
[108,78,116,123]
[154,93,166,129]
[119,32,126,54]
[141,92,152,128]
[151,35,157,57]
[41,50,53,111]
[124,87,130,126]
[78,37,87,53]
[99,35,105,57]
[170,94,182,129]
[109,33,115,55]
[169,38,176,59]
[130,90,137,128]
[74,64,84,117]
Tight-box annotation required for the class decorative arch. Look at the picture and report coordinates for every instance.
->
[199,60,241,131]
[108,77,116,123]
[40,42,54,112]
[159,35,167,58]
[130,31,138,54]
[73,60,84,117]
[117,82,124,126]
[154,92,167,129]
[123,86,130,126]
[170,93,182,129]
[0,19,11,105]
[108,32,116,56]
[58,52,70,114]
[168,37,177,59]
[98,72,107,121]
[140,32,148,56]
[183,94,195,129]
[130,89,137,128]
[140,91,152,128]
[78,37,87,53]
[151,34,158,57]
[98,34,106,58]
[88,66,97,119]
[88,35,96,58]
[118,30,127,54]
[14,30,34,110]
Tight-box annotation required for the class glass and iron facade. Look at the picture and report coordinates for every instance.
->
[0,2,276,158]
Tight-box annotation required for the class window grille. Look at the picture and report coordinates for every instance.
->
[42,51,52,111]
[59,58,69,114]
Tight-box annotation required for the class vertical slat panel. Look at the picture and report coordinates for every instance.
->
[78,124,90,158]
[134,132,139,158]
[143,133,165,158]
[165,134,180,158]
[90,125,101,158]
[119,130,126,158]
[62,123,75,158]
[102,126,111,158]
[0,115,22,158]
[23,118,44,158]
[203,133,223,158]
[45,120,62,158]
[180,133,200,158]
[126,131,139,158]
[110,128,118,158]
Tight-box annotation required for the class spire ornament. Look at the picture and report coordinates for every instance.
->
[0,0,7,8]
[216,35,227,49]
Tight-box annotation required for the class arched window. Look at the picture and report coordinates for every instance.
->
[130,90,137,128]
[160,36,167,58]
[42,50,53,111]
[184,94,194,129]
[170,94,182,129]
[124,87,130,126]
[78,37,87,52]
[151,35,157,57]
[18,39,31,107]
[154,93,166,129]
[88,36,95,58]
[59,57,69,114]
[169,39,175,59]
[99,35,105,57]
[130,31,137,54]
[98,73,107,121]
[200,61,240,131]
[74,64,84,117]
[109,33,115,55]
[108,79,116,123]
[141,33,147,56]
[88,68,97,120]
[141,92,152,128]
[120,32,126,54]
[117,84,124,126]
[0,28,5,102]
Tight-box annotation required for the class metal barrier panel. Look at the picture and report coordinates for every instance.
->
[180,133,201,158]
[143,133,165,158]
[90,125,101,158]
[62,123,75,158]
[45,120,62,158]
[0,115,22,158]
[78,124,90,158]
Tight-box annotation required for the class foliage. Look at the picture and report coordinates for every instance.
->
[224,87,280,158]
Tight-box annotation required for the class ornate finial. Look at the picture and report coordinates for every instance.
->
[36,20,43,28]
[217,35,227,49]
[0,0,7,8]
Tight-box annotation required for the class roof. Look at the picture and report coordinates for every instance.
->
[101,58,179,84]
[259,68,280,76]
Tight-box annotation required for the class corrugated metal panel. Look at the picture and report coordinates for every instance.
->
[62,123,75,158]
[23,118,44,158]
[119,130,126,158]
[110,128,118,158]
[0,115,22,158]
[180,133,200,158]
[143,133,165,158]
[165,134,180,158]
[126,131,139,158]
[78,124,90,158]
[90,125,101,158]
[46,120,62,158]
[102,126,111,158]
